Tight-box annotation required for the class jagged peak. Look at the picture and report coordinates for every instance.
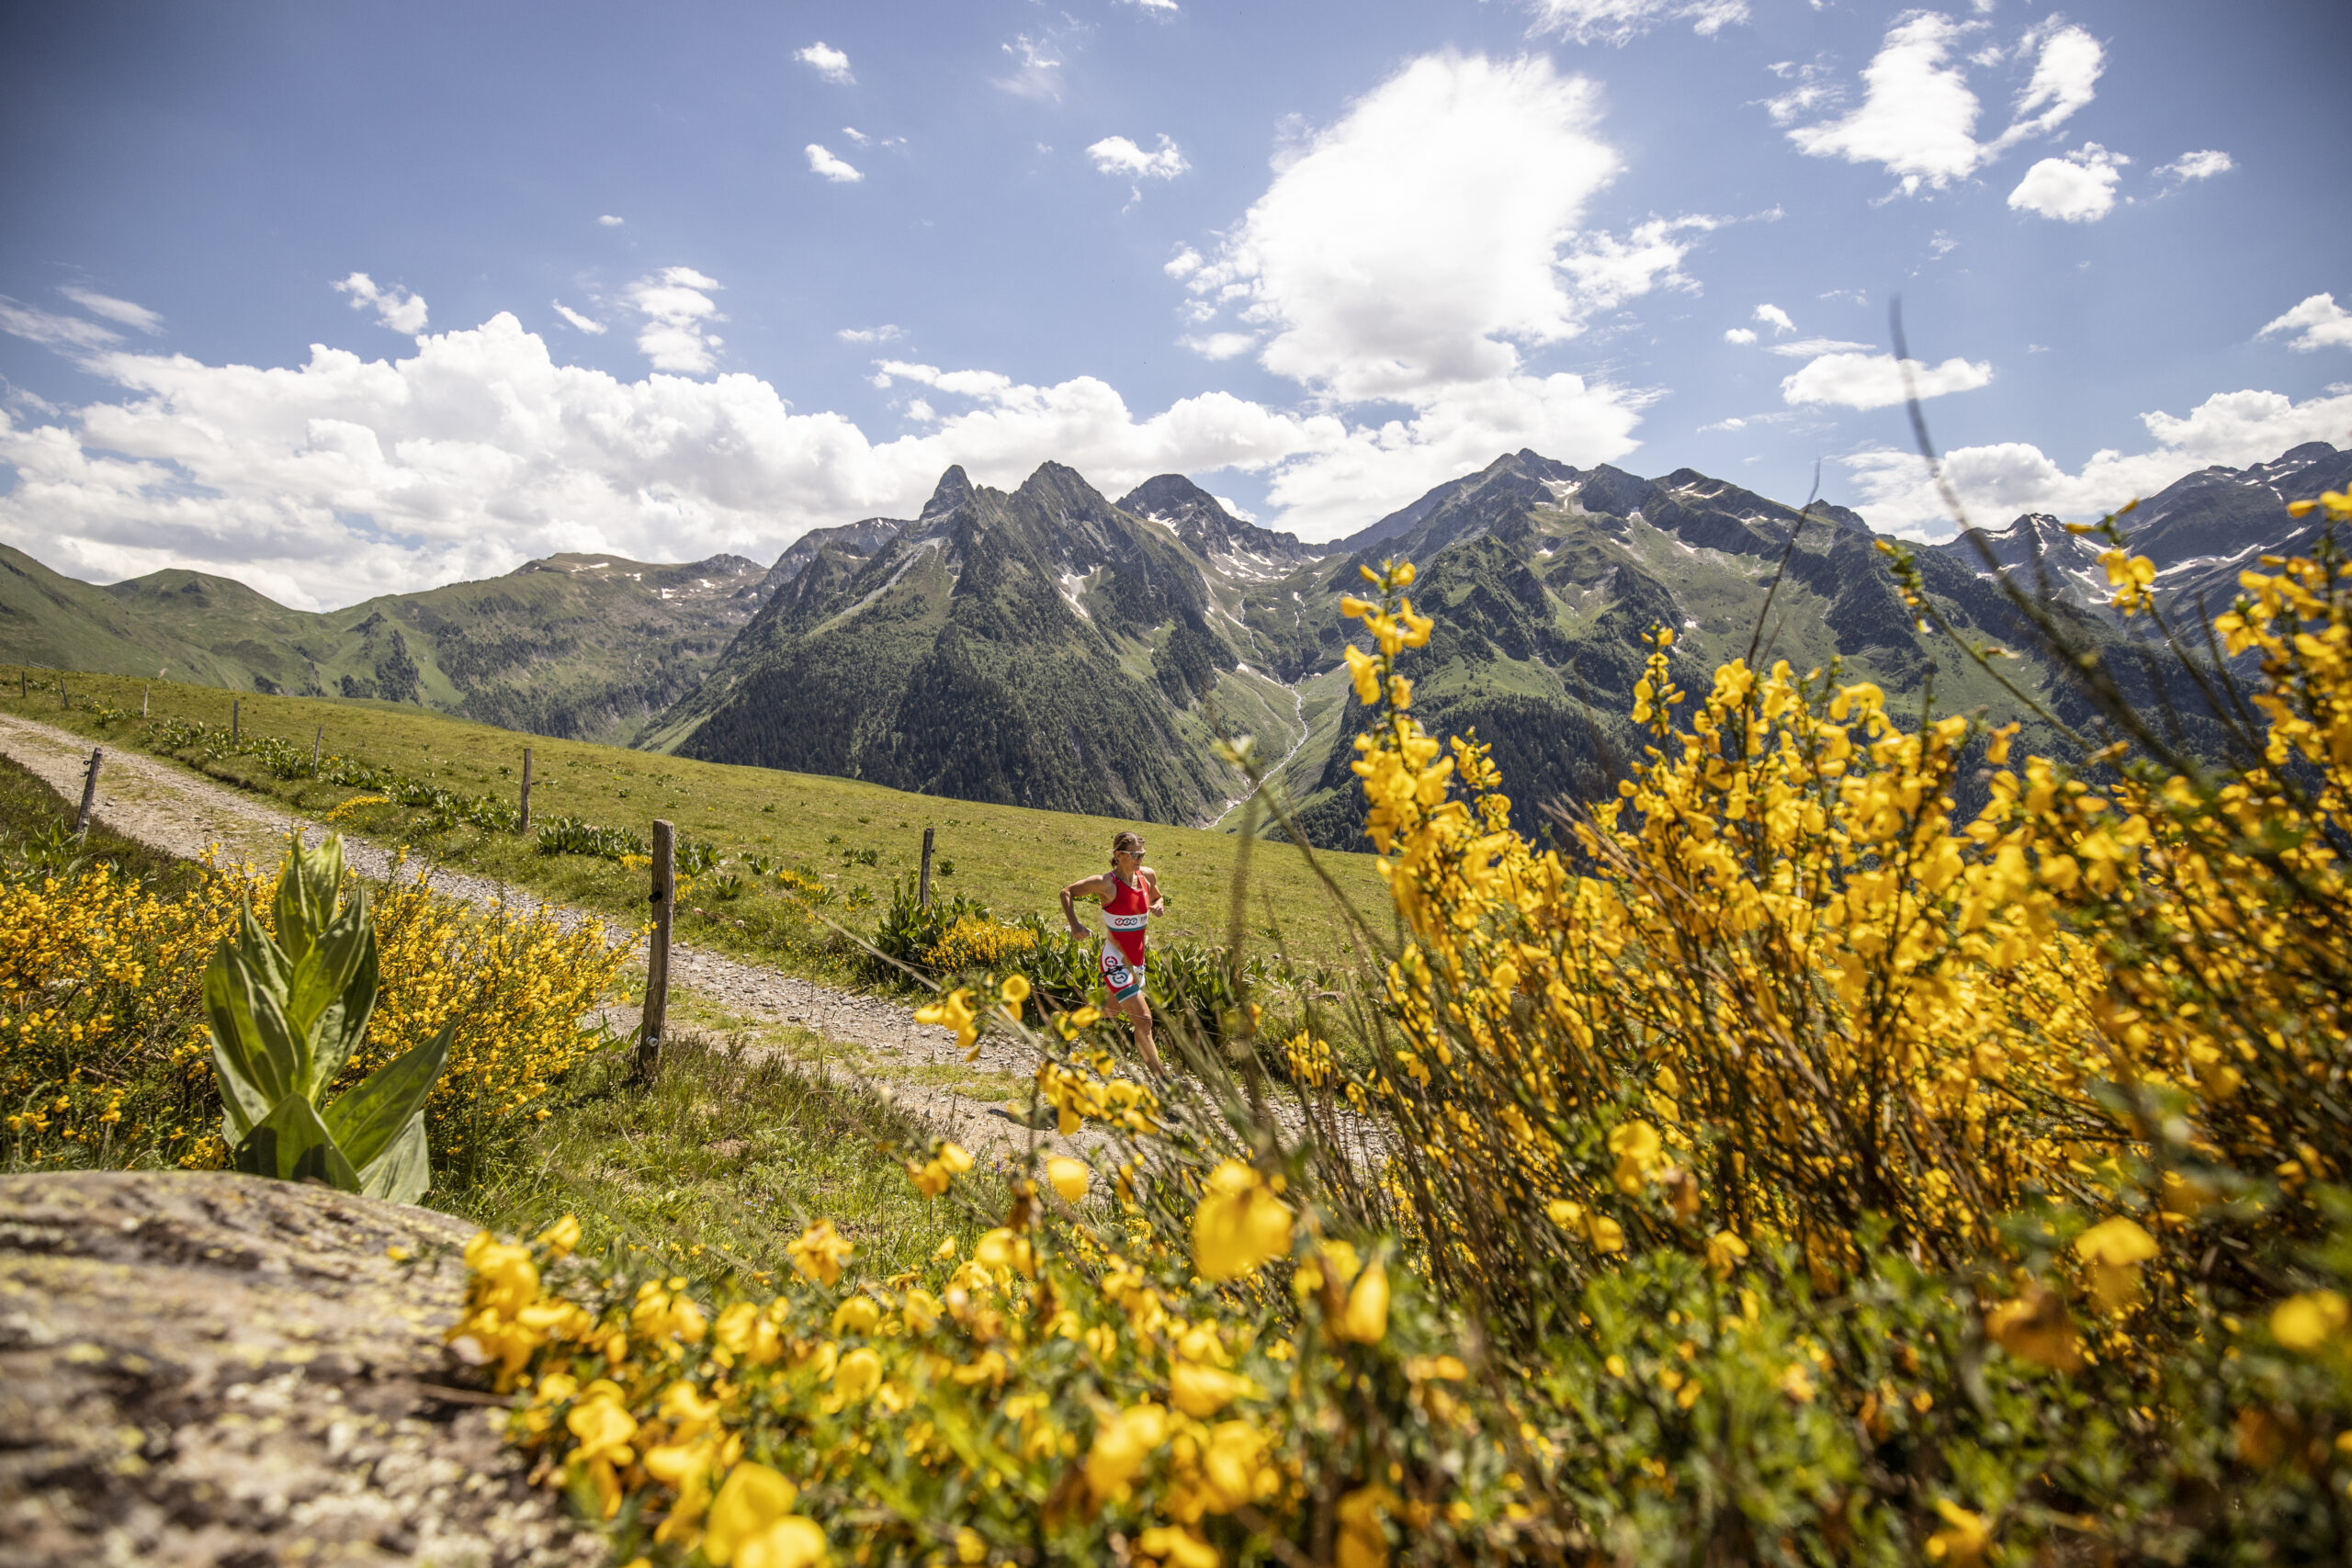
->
[920,466,975,523]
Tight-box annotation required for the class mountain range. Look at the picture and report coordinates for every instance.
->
[5,439,2341,846]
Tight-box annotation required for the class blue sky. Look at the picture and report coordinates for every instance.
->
[1,0,2345,609]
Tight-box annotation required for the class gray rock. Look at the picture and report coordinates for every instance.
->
[0,1170,598,1567]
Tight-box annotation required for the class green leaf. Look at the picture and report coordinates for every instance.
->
[210,1032,274,1143]
[273,831,346,966]
[324,1017,455,1171]
[308,909,379,1093]
[232,1093,359,1191]
[203,922,304,1108]
[356,1112,430,1205]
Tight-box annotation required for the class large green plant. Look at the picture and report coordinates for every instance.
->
[206,833,452,1203]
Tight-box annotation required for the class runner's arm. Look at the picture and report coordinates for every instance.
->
[1142,867,1167,915]
[1059,874,1110,938]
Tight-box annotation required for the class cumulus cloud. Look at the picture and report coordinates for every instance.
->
[1783,14,2104,195]
[837,324,906,344]
[551,301,607,335]
[1780,351,1993,410]
[1765,335,1873,358]
[626,266,724,373]
[59,287,162,334]
[0,298,122,352]
[795,42,854,85]
[598,214,625,227]
[1087,134,1189,182]
[1847,386,2352,536]
[333,272,428,334]
[1119,0,1180,12]
[2007,142,2128,222]
[1724,327,1758,344]
[805,143,864,183]
[1179,52,1655,400]
[1754,302,1794,333]
[2257,294,2352,354]
[2157,148,2233,183]
[1521,0,1749,46]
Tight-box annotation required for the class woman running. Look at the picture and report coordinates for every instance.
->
[1061,830,1167,1073]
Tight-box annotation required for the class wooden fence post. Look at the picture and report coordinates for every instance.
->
[638,819,674,1081]
[17,671,25,700]
[920,826,935,909]
[74,749,103,837]
[232,698,240,742]
[311,726,322,778]
[141,683,150,718]
[59,677,67,708]
[519,747,535,834]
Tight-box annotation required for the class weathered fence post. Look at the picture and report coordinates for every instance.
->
[74,749,103,837]
[17,671,25,700]
[311,726,322,778]
[59,677,67,708]
[519,747,535,834]
[141,683,150,718]
[231,698,240,742]
[638,819,674,1081]
[920,826,935,909]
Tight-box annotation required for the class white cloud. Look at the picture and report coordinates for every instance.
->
[2259,294,2352,354]
[1119,0,1181,12]
[1180,52,1643,400]
[1164,247,1204,280]
[1724,327,1758,344]
[551,301,607,335]
[837,324,905,344]
[805,143,864,184]
[1784,15,2104,195]
[1765,335,1873,358]
[333,272,428,334]
[1754,302,1793,333]
[795,42,854,85]
[2157,148,2233,183]
[1182,333,1257,360]
[1087,134,1190,182]
[597,214,625,227]
[2007,141,2128,222]
[995,34,1066,101]
[1847,386,2352,536]
[0,298,122,351]
[1521,0,1749,47]
[626,266,724,374]
[59,287,162,334]
[1780,352,1993,410]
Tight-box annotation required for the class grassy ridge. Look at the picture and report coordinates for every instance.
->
[3,666,1389,971]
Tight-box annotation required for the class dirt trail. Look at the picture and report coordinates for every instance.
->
[0,713,1070,1157]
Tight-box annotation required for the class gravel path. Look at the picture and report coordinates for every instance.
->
[0,713,1076,1158]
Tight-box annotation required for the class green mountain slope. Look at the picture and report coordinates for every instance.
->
[0,547,770,746]
[654,464,1262,825]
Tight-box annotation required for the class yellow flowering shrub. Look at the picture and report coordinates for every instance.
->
[0,859,259,1168]
[468,507,2352,1562]
[0,846,629,1186]
[922,914,1040,975]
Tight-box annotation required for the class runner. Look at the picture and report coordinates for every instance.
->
[1060,829,1167,1073]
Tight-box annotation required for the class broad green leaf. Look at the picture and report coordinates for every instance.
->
[210,1032,273,1142]
[232,1093,359,1191]
[203,936,302,1107]
[308,912,379,1093]
[324,1018,455,1171]
[272,831,345,965]
[288,886,373,1089]
[356,1112,429,1205]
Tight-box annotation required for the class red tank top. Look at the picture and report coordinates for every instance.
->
[1102,871,1150,965]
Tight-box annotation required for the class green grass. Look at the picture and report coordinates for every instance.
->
[2,665,1393,976]
[443,1029,1012,1286]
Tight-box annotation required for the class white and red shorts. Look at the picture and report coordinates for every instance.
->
[1100,941,1146,1002]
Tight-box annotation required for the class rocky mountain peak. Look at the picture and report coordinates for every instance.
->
[919,466,976,524]
[1117,474,1324,566]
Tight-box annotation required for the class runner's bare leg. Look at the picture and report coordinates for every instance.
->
[1115,992,1162,1073]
